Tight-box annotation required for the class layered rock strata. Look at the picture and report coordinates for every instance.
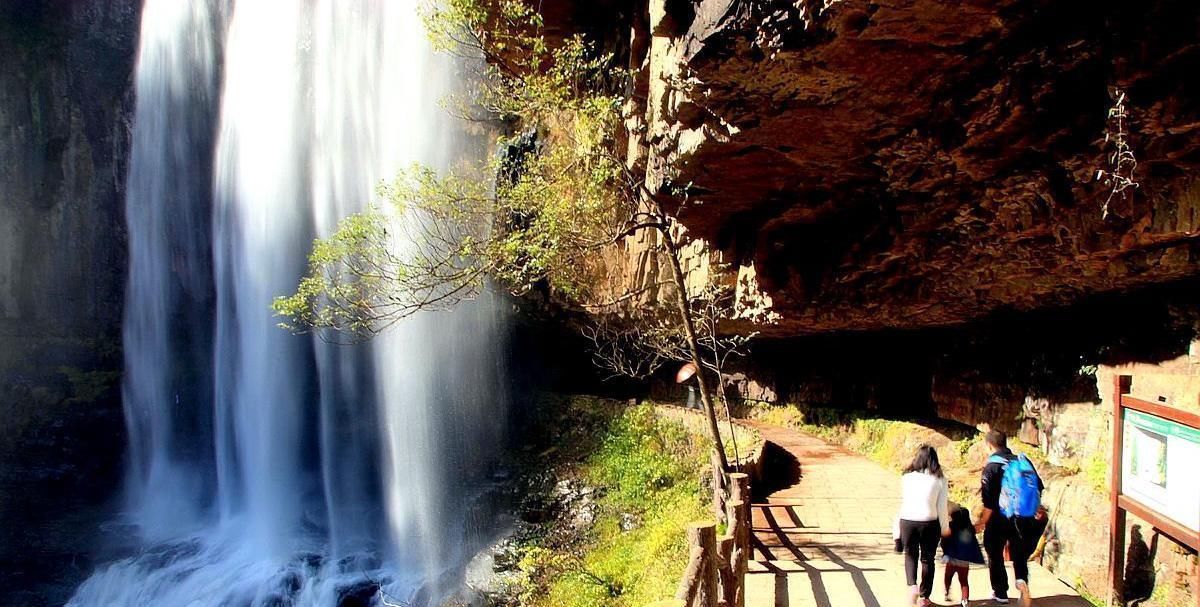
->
[619,0,1200,336]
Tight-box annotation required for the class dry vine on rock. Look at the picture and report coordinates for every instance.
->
[1095,88,1139,220]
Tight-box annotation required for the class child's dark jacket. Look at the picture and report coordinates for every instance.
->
[941,507,985,565]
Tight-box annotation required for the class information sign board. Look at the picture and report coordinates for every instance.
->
[1109,376,1200,607]
[1121,408,1200,532]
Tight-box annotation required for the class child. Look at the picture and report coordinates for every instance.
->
[941,503,985,607]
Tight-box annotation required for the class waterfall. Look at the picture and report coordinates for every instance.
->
[71,1,508,605]
[119,0,218,541]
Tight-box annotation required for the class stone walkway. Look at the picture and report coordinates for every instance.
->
[739,421,1091,607]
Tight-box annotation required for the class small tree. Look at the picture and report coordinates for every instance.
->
[583,282,757,467]
[274,0,734,470]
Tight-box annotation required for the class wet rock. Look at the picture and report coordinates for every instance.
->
[293,551,324,571]
[553,479,599,531]
[271,570,303,598]
[335,552,381,574]
[334,580,379,607]
[490,537,522,573]
[464,538,524,603]
[619,513,641,532]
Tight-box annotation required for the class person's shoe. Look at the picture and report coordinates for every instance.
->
[908,585,920,606]
[1015,579,1031,607]
[961,600,970,607]
[919,599,933,607]
[945,591,953,603]
[990,594,1010,604]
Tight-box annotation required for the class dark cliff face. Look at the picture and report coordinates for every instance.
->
[640,0,1200,336]
[0,1,134,359]
[0,2,139,604]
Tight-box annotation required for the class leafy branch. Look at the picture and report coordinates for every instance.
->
[275,0,743,471]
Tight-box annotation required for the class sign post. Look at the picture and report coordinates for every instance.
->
[1109,375,1200,607]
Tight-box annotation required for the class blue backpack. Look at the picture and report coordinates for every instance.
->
[990,453,1040,518]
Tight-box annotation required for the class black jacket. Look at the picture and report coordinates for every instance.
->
[980,448,1044,513]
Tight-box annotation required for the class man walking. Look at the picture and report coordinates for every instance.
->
[975,430,1043,606]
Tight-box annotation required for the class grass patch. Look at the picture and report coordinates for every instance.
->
[1083,451,1109,495]
[956,431,983,460]
[515,397,714,607]
[645,400,760,466]
[541,482,708,606]
[584,405,699,513]
[1009,440,1052,471]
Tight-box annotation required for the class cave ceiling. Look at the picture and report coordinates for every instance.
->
[636,0,1200,335]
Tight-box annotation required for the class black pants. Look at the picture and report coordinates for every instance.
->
[899,519,941,598]
[983,516,1040,599]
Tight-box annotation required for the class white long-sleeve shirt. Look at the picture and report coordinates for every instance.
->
[896,470,950,535]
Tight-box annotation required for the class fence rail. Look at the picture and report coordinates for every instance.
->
[649,471,752,607]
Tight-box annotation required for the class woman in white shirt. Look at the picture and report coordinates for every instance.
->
[894,444,951,606]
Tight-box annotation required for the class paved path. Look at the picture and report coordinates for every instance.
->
[740,421,1091,607]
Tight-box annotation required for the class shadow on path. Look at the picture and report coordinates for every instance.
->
[752,441,801,500]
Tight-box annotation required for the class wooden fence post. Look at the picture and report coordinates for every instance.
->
[725,498,749,607]
[675,522,719,607]
[657,466,756,607]
[717,535,734,607]
[729,472,749,505]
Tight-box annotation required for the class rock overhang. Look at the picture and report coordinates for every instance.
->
[628,0,1200,336]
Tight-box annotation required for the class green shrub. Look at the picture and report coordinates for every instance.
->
[955,431,982,463]
[546,482,708,607]
[521,400,713,607]
[585,405,697,511]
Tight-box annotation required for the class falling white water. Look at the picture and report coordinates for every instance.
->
[119,0,218,541]
[212,0,313,557]
[71,1,508,605]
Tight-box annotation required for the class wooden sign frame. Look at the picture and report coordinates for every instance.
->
[1108,374,1200,606]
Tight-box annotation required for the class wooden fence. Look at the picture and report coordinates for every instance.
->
[646,471,752,607]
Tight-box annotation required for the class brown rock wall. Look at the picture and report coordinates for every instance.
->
[610,0,1200,336]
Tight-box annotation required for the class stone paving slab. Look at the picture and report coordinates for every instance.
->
[741,421,1092,607]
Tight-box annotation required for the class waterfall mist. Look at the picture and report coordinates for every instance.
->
[70,1,509,605]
